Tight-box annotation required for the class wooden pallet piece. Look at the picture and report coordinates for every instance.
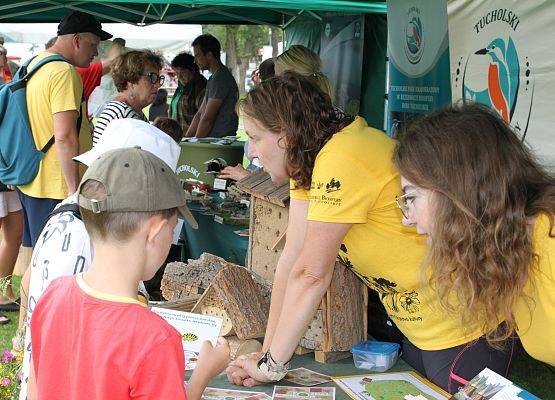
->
[314,350,352,363]
[192,265,270,340]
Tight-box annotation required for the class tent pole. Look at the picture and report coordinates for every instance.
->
[101,2,159,21]
[146,5,227,26]
[140,4,152,25]
[48,1,132,24]
[0,1,85,21]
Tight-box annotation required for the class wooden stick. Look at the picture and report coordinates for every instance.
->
[271,228,287,251]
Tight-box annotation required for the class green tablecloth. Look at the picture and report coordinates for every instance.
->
[180,200,248,265]
[202,354,413,400]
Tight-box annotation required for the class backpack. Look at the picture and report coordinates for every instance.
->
[0,54,83,186]
[38,202,82,236]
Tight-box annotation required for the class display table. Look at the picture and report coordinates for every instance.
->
[199,354,413,400]
[176,139,245,186]
[180,199,248,265]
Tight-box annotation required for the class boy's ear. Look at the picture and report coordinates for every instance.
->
[145,215,168,243]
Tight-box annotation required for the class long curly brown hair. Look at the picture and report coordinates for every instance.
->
[393,103,555,346]
[240,71,353,189]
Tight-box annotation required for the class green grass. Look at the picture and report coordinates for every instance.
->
[0,275,21,350]
[508,350,554,398]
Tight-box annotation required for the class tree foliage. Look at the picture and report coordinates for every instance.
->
[203,25,269,62]
[202,24,270,93]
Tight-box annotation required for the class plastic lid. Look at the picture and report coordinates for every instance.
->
[350,340,400,356]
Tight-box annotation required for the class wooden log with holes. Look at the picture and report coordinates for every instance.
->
[297,261,367,363]
[192,265,270,340]
[228,336,262,360]
[236,170,290,282]
[161,253,272,303]
[316,260,368,363]
[160,254,225,300]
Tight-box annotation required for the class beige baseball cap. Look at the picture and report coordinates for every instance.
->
[78,147,198,229]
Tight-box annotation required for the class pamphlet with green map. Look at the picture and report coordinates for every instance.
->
[333,372,448,400]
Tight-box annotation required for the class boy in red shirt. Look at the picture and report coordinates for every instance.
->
[29,147,229,399]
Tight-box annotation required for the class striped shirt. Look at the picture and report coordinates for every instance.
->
[92,101,147,146]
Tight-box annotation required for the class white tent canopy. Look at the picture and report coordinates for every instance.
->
[1,22,202,60]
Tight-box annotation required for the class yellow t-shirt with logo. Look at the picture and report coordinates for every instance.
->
[290,117,484,350]
[18,51,84,199]
[513,214,555,365]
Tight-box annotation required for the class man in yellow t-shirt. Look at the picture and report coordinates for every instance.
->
[16,11,112,247]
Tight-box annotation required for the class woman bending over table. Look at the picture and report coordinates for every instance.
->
[393,103,555,368]
[226,73,514,393]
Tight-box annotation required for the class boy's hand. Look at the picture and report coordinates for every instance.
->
[187,338,230,400]
[195,337,230,380]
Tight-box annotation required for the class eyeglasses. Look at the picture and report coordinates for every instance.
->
[144,72,165,85]
[395,191,416,219]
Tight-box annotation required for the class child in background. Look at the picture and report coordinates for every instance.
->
[28,147,228,399]
[149,88,170,121]
[154,116,184,143]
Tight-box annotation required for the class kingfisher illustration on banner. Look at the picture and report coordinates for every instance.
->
[456,35,535,137]
[463,37,519,123]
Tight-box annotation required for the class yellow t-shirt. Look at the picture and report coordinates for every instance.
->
[513,214,555,365]
[290,117,484,350]
[18,51,84,199]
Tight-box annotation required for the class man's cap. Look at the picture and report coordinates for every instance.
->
[58,11,113,41]
[78,147,198,229]
[74,119,181,171]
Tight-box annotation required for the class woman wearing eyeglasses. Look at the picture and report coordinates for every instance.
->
[226,73,510,394]
[393,103,555,369]
[92,50,164,146]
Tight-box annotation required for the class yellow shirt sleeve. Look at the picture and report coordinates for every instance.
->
[305,151,379,223]
[289,178,309,201]
[49,65,82,114]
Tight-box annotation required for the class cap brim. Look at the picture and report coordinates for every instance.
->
[178,205,198,229]
[73,150,98,167]
[98,30,113,41]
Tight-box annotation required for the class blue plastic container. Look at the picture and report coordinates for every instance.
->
[350,340,400,372]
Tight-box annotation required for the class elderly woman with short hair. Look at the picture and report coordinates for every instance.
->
[92,50,164,146]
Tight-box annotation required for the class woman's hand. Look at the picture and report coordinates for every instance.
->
[217,164,251,181]
[226,353,269,387]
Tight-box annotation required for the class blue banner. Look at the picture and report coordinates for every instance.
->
[387,0,452,137]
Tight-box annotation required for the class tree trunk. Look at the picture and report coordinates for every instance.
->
[270,28,281,58]
[225,25,240,84]
[237,58,248,95]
